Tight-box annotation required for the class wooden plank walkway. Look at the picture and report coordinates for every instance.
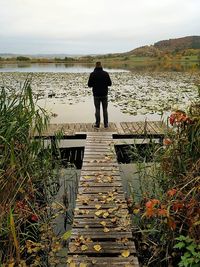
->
[41,121,166,136]
[68,132,139,267]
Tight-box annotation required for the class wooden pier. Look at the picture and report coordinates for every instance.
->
[44,121,165,266]
[67,132,140,266]
[42,121,165,136]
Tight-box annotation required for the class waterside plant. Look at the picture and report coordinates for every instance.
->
[129,86,200,266]
[0,80,63,266]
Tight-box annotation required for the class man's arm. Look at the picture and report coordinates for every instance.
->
[107,73,112,86]
[88,73,93,87]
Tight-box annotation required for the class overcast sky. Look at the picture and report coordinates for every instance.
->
[0,0,199,55]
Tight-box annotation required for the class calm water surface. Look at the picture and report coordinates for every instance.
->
[1,63,194,123]
[38,96,166,124]
[0,63,129,73]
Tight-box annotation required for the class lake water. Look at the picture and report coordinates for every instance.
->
[38,96,163,123]
[0,64,198,124]
[0,63,129,73]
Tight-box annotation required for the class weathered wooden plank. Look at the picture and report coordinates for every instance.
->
[146,121,157,134]
[68,241,136,254]
[86,135,113,139]
[83,152,109,156]
[84,152,114,157]
[43,121,164,136]
[81,173,120,178]
[78,187,124,193]
[71,229,132,239]
[76,202,127,209]
[84,151,111,154]
[135,122,144,134]
[82,168,119,172]
[67,256,139,267]
[128,122,139,134]
[81,153,110,159]
[152,121,163,133]
[127,122,134,134]
[79,179,122,184]
[120,122,129,134]
[80,178,122,183]
[115,122,125,134]
[75,193,125,201]
[79,182,123,187]
[80,174,121,178]
[82,162,118,166]
[74,209,129,218]
[81,168,119,172]
[73,217,128,227]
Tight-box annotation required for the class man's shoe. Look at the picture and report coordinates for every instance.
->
[104,124,108,128]
[93,124,100,128]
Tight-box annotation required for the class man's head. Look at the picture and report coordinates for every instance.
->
[95,61,102,68]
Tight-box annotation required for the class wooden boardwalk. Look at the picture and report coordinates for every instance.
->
[42,121,165,136]
[68,132,139,266]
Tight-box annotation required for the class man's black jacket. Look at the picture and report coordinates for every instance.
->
[88,67,112,97]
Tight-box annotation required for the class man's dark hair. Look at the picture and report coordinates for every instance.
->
[95,61,102,68]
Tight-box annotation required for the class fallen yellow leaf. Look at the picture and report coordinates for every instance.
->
[94,244,102,252]
[83,175,91,180]
[103,227,110,233]
[81,245,88,251]
[66,257,73,264]
[121,249,130,258]
[95,210,103,217]
[102,212,109,218]
[95,204,101,210]
[79,235,85,241]
[80,263,87,267]
[133,209,140,214]
[100,221,106,227]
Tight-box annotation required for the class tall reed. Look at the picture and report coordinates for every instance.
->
[0,79,58,265]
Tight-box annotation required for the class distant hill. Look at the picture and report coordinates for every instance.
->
[125,36,200,57]
[154,36,200,52]
[0,36,200,61]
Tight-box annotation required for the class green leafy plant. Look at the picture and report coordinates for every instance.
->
[174,235,200,267]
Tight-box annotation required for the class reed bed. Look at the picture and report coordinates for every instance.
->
[0,79,63,266]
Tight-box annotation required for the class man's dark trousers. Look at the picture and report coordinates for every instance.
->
[94,96,108,127]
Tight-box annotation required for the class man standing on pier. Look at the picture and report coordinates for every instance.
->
[88,62,112,128]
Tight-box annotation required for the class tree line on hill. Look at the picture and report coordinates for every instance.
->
[0,35,199,63]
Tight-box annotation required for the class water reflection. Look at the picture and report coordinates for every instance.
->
[0,63,129,73]
[38,96,167,124]
[0,62,199,73]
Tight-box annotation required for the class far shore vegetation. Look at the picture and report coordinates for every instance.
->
[0,49,200,66]
[1,36,199,67]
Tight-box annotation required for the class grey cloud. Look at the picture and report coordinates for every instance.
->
[0,0,199,54]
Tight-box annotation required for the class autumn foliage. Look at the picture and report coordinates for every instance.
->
[131,98,200,266]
